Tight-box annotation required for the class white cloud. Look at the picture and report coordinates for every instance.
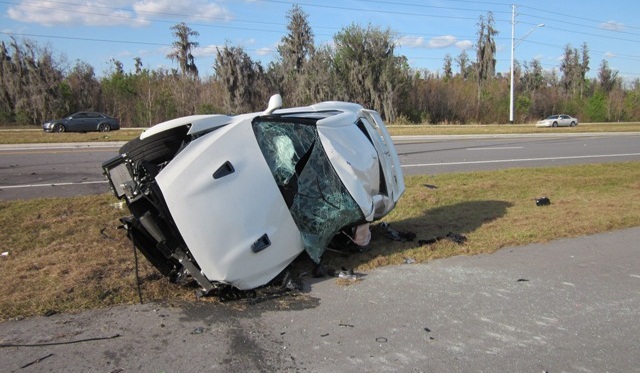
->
[7,0,232,27]
[191,44,221,58]
[397,35,471,50]
[256,47,274,56]
[396,36,425,48]
[427,35,457,48]
[604,51,616,58]
[600,21,624,31]
[455,40,473,50]
[133,0,232,22]
[8,0,148,27]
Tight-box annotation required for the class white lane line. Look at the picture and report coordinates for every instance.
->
[466,147,524,150]
[402,153,640,168]
[0,180,108,189]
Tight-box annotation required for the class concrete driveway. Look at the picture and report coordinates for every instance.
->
[1,227,639,372]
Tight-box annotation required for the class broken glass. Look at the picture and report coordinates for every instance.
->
[252,119,364,262]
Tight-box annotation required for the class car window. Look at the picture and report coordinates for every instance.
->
[252,119,364,262]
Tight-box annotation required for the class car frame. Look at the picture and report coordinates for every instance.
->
[102,95,405,293]
[535,114,578,127]
[43,111,120,133]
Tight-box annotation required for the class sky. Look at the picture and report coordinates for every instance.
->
[1,0,639,82]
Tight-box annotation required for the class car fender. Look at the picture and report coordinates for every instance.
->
[140,114,235,140]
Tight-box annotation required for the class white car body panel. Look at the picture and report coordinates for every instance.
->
[361,109,405,214]
[156,120,304,290]
[317,111,380,221]
[140,114,234,139]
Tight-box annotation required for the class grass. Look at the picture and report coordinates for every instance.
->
[0,129,143,144]
[1,161,639,321]
[388,122,640,136]
[1,122,639,144]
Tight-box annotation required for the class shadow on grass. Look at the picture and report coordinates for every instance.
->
[153,200,513,312]
[316,199,513,272]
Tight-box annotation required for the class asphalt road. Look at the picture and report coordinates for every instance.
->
[396,132,640,175]
[1,133,639,200]
[1,227,638,372]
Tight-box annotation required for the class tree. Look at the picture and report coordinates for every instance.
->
[167,22,199,78]
[332,24,409,121]
[455,50,470,78]
[597,59,619,93]
[65,60,101,113]
[214,44,267,113]
[521,59,544,92]
[442,53,453,81]
[273,4,316,105]
[134,57,143,75]
[277,5,315,75]
[560,43,590,97]
[579,42,590,97]
[475,12,498,81]
[299,45,335,103]
[0,37,65,124]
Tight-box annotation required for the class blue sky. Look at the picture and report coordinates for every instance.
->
[1,0,639,82]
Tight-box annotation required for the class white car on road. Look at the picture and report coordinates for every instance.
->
[536,114,579,127]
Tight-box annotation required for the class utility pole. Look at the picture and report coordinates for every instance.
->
[509,5,516,124]
[509,5,544,124]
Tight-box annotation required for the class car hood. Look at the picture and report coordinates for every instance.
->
[156,119,304,290]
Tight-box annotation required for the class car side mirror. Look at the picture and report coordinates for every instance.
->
[264,94,282,115]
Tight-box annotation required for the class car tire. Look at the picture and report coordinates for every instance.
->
[99,123,111,132]
[552,122,558,127]
[53,123,65,133]
[570,121,576,127]
[119,125,189,164]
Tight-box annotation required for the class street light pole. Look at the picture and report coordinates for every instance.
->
[509,5,516,124]
[509,4,544,124]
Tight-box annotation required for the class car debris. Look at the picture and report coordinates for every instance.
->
[103,94,405,295]
[418,232,468,246]
[379,222,416,242]
[535,196,551,206]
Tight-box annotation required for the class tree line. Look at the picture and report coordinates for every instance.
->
[1,5,639,127]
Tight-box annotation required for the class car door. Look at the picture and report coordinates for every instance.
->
[68,112,87,131]
[84,112,100,131]
[559,115,570,126]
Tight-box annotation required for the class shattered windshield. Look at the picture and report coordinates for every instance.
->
[252,119,364,262]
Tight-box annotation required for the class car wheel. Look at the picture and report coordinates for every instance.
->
[552,122,558,127]
[119,125,189,164]
[570,121,576,127]
[99,123,111,132]
[53,123,65,133]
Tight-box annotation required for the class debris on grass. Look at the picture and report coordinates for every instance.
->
[379,222,416,242]
[535,196,551,206]
[418,232,468,246]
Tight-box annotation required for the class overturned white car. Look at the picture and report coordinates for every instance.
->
[103,95,404,293]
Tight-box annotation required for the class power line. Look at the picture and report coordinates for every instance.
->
[2,0,638,78]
